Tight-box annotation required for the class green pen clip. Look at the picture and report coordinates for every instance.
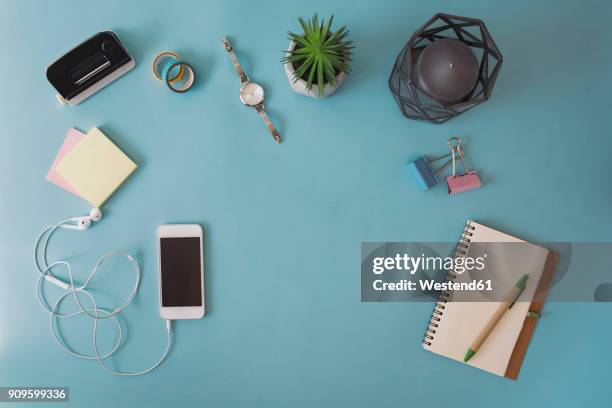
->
[527,311,541,319]
[509,274,529,309]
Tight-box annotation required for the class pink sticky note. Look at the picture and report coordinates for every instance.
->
[46,128,86,197]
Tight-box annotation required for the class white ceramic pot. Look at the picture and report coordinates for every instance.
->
[284,40,348,99]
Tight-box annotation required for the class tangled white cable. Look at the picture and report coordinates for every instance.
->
[34,208,173,376]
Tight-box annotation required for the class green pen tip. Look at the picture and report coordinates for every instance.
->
[464,348,476,362]
[516,274,529,291]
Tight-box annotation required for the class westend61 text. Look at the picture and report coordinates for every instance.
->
[372,279,493,291]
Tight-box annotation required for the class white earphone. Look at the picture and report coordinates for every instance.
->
[34,208,173,376]
[58,207,103,230]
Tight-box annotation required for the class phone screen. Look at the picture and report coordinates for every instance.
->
[160,237,202,307]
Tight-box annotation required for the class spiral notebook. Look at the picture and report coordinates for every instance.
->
[422,221,559,379]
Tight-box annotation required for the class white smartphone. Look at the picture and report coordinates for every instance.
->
[157,224,205,320]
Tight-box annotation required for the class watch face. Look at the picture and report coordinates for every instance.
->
[240,82,265,106]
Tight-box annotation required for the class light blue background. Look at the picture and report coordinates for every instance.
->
[1,0,611,406]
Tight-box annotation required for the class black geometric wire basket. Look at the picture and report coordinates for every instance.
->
[389,13,503,124]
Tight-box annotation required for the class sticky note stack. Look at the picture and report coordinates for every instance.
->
[46,127,137,207]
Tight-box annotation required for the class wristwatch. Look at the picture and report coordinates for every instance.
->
[222,37,281,144]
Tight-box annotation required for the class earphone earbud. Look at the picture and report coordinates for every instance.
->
[76,217,92,230]
[60,208,103,230]
[89,207,103,222]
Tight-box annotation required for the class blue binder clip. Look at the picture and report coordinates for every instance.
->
[407,153,452,191]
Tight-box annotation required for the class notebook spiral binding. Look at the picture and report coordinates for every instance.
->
[422,221,475,347]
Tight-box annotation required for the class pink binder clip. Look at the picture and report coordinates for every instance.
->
[445,137,482,194]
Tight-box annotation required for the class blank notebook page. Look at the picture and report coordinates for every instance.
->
[424,221,549,377]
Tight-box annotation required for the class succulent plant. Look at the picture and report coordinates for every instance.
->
[283,14,353,96]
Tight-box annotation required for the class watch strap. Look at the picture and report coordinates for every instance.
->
[256,107,281,144]
[222,37,248,83]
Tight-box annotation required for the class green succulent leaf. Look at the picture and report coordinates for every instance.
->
[283,14,353,96]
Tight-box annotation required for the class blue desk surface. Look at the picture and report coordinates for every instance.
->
[1,0,611,406]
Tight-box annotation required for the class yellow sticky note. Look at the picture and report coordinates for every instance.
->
[56,127,137,207]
